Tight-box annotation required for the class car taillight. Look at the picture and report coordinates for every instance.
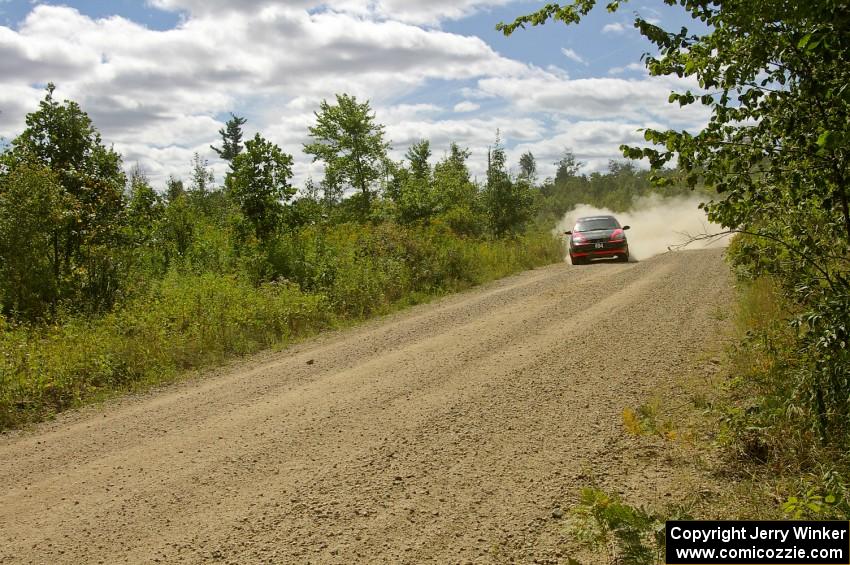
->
[610,228,625,242]
[572,234,586,244]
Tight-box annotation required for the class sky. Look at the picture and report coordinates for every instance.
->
[0,0,710,189]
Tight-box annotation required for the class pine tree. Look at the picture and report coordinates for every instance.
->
[210,113,247,163]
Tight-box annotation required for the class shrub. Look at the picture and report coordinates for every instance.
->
[0,272,331,428]
[0,225,562,429]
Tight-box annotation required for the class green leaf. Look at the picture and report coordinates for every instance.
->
[816,131,836,149]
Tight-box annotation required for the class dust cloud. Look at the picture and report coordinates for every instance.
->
[555,195,730,261]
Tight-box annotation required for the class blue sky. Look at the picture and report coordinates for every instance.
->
[0,0,181,30]
[0,0,709,186]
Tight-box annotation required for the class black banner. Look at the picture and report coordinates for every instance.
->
[666,521,850,564]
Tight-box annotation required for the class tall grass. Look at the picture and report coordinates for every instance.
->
[0,224,563,429]
[720,275,850,519]
[0,274,332,428]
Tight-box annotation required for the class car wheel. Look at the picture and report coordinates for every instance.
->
[571,255,584,265]
[619,253,629,263]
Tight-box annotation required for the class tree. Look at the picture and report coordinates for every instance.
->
[127,164,163,245]
[189,152,215,197]
[554,149,583,184]
[320,169,344,207]
[1,84,127,315]
[210,113,247,163]
[159,195,194,262]
[406,139,432,182]
[607,160,637,176]
[289,177,326,228]
[499,0,850,445]
[304,94,390,217]
[433,143,484,235]
[394,140,437,224]
[483,132,533,236]
[0,163,66,319]
[518,151,537,184]
[226,133,295,240]
[165,175,185,203]
[433,143,475,207]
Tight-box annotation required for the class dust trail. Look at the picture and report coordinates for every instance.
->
[555,195,730,261]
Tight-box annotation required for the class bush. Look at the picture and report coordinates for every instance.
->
[718,272,850,519]
[0,272,331,428]
[267,222,563,318]
[0,225,562,429]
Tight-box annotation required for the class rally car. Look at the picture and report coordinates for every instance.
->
[565,215,630,265]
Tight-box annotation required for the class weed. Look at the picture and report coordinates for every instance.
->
[622,400,677,441]
[565,488,691,565]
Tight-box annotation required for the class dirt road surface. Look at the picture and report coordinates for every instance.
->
[1,249,732,564]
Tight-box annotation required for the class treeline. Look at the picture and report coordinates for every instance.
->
[534,156,696,227]
[0,86,578,427]
[0,88,548,323]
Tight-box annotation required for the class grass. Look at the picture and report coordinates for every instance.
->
[0,226,564,430]
[0,274,332,428]
[713,275,850,520]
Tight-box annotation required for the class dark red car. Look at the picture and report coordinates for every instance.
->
[565,215,630,265]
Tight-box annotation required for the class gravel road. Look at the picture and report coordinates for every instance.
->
[0,249,732,564]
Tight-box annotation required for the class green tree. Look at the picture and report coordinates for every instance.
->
[1,84,127,315]
[395,140,437,224]
[554,149,583,184]
[227,133,295,240]
[304,94,390,217]
[320,170,344,207]
[433,143,475,207]
[518,151,537,184]
[126,164,163,246]
[289,177,326,228]
[432,143,483,234]
[159,194,194,263]
[189,152,215,197]
[210,113,247,163]
[165,175,185,203]
[484,132,533,236]
[406,139,432,182]
[0,163,66,319]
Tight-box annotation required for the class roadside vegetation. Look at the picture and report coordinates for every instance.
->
[499,0,850,560]
[0,84,693,429]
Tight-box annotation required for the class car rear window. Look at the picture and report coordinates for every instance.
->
[574,217,619,232]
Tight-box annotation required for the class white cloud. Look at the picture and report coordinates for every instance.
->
[453,101,480,113]
[148,0,514,26]
[608,62,646,75]
[476,70,708,128]
[0,83,42,136]
[0,1,709,188]
[509,119,662,177]
[560,47,587,66]
[0,3,533,184]
[602,22,627,34]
